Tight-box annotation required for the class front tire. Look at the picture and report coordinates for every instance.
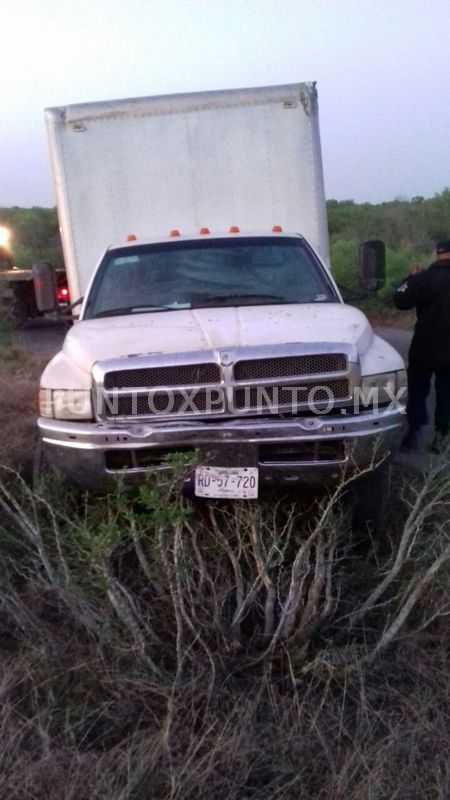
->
[348,462,392,539]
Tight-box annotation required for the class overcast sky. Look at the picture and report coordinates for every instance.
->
[2,0,450,207]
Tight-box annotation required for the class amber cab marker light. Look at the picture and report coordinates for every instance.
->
[126,234,137,241]
[272,225,283,233]
[199,227,210,235]
[169,229,181,237]
[229,226,240,233]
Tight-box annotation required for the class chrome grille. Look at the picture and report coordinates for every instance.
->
[113,389,220,417]
[95,345,355,421]
[234,380,350,410]
[104,363,221,389]
[234,353,347,381]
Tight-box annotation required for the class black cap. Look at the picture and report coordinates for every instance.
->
[436,240,450,254]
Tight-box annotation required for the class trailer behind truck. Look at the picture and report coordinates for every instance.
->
[0,231,68,325]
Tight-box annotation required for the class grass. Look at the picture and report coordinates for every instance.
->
[0,459,449,799]
[0,334,46,474]
[0,332,449,799]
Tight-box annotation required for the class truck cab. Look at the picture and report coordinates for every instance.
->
[38,230,406,495]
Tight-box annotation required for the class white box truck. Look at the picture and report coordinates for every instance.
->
[38,82,406,508]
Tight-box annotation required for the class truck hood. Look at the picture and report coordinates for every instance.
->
[63,303,375,371]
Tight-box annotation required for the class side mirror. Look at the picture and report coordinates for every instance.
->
[32,261,57,312]
[358,240,386,292]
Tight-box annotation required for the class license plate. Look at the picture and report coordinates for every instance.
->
[195,466,259,499]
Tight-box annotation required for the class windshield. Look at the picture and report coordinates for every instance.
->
[83,236,338,319]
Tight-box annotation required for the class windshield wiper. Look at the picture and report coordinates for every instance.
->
[93,305,178,318]
[193,293,288,306]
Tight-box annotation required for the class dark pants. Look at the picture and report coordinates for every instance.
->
[407,365,450,435]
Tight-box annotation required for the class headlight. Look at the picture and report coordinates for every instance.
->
[360,370,407,406]
[39,389,93,420]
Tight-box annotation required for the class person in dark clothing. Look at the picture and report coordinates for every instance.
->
[393,240,450,451]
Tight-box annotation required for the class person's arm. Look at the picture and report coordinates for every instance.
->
[393,267,426,310]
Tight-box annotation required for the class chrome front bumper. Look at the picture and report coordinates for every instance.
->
[38,405,406,488]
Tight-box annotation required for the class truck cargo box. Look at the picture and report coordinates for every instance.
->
[45,83,329,300]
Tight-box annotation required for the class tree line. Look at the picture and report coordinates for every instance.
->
[2,190,450,290]
[0,206,63,270]
[328,189,450,291]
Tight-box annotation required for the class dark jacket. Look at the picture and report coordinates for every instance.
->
[393,259,450,368]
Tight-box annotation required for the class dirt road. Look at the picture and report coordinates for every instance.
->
[15,319,70,359]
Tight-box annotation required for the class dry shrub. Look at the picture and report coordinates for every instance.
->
[0,458,449,799]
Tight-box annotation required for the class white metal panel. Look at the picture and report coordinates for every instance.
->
[60,303,371,376]
[45,83,329,297]
[41,303,405,389]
